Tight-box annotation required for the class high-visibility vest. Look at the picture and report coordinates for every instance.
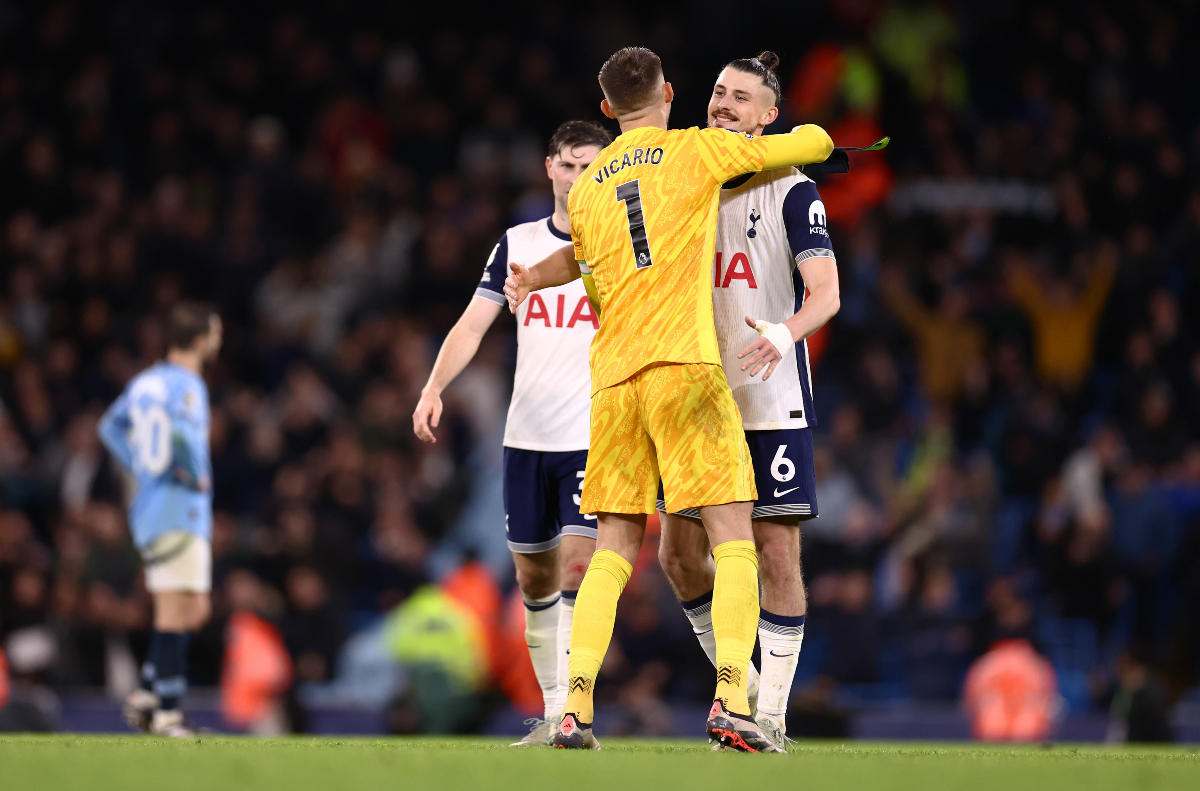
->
[963,639,1058,742]
[0,647,9,710]
[383,586,487,693]
[221,612,293,727]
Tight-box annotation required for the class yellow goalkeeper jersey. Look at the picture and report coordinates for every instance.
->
[569,125,767,394]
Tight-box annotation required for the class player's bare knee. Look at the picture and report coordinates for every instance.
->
[190,594,212,630]
[758,550,800,589]
[657,543,710,600]
[754,519,799,562]
[560,557,590,590]
[657,539,688,586]
[514,557,558,599]
[515,570,556,599]
[557,536,594,590]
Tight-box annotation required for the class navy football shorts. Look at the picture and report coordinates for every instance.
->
[503,447,598,553]
[656,427,817,521]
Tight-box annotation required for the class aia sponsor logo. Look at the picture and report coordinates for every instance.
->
[713,252,757,289]
[523,294,599,329]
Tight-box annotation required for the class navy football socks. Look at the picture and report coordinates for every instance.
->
[149,631,191,711]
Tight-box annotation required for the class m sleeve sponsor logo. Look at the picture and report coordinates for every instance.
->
[808,199,827,228]
[807,199,830,238]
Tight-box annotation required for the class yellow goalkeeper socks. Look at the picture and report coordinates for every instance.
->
[563,549,633,724]
[711,540,760,716]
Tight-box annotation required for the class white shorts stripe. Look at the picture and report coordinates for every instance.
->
[561,524,599,540]
[507,536,561,554]
[793,248,836,265]
[656,500,814,521]
[473,288,507,306]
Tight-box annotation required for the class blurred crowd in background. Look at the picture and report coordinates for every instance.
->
[1,0,1199,740]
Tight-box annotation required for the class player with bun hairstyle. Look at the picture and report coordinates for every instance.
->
[726,50,784,104]
[654,50,841,751]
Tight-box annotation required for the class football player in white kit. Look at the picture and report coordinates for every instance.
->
[656,52,842,749]
[413,121,612,745]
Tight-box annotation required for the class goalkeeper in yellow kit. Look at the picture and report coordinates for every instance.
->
[503,46,832,752]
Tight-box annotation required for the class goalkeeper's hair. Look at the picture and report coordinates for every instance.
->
[166,300,218,351]
[726,51,782,105]
[548,120,613,159]
[598,47,663,113]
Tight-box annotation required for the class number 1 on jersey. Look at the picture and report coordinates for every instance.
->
[615,180,654,269]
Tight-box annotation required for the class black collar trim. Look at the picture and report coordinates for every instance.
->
[722,173,754,190]
[546,216,571,241]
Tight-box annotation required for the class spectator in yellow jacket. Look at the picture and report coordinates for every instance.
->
[1005,253,1116,392]
[881,269,986,405]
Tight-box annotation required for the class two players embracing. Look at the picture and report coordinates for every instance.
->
[496,47,839,751]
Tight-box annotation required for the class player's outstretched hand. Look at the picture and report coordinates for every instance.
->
[503,262,530,314]
[412,390,442,443]
[738,315,794,381]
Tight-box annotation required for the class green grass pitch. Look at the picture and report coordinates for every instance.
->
[1,736,1197,791]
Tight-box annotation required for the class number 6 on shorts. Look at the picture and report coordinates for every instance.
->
[771,444,795,483]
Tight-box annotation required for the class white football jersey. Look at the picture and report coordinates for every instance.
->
[475,217,596,451]
[712,168,834,430]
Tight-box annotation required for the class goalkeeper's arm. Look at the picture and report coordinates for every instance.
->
[760,124,835,170]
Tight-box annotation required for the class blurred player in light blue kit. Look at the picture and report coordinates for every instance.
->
[98,301,222,737]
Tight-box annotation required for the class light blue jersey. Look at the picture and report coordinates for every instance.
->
[98,361,212,549]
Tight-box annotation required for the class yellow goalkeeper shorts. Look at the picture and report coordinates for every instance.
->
[580,363,757,515]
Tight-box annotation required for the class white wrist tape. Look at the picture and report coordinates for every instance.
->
[754,319,795,358]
